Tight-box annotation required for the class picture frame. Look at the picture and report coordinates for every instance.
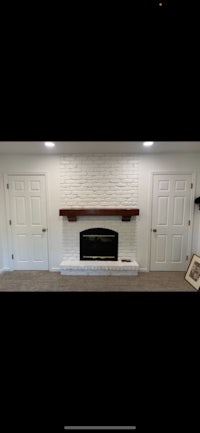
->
[185,254,200,290]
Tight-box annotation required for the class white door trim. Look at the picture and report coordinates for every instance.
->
[148,171,196,271]
[4,172,49,271]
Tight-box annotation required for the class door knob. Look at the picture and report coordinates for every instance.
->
[152,229,157,232]
[42,228,47,232]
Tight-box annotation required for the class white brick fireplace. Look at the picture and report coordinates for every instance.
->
[59,154,140,275]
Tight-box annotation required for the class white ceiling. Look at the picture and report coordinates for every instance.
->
[0,141,200,155]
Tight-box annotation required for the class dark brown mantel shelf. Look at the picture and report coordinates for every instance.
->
[59,208,140,222]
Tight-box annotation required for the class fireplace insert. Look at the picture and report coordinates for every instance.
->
[80,228,118,261]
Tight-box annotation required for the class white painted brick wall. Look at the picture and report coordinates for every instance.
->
[60,154,139,261]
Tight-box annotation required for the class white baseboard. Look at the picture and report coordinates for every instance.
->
[0,267,12,274]
[139,267,149,272]
[49,267,60,272]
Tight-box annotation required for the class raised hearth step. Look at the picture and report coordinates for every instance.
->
[60,260,139,276]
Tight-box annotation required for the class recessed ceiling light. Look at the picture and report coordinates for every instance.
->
[44,142,55,148]
[143,141,154,147]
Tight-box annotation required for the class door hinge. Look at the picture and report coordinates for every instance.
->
[191,183,193,189]
[12,254,14,260]
[9,219,12,225]
[188,220,191,226]
[186,255,188,261]
[7,183,9,189]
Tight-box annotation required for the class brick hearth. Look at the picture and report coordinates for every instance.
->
[60,260,139,275]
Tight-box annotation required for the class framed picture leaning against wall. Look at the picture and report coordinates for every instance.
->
[185,254,200,290]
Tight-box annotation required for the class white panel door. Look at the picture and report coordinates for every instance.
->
[150,174,193,271]
[8,175,48,270]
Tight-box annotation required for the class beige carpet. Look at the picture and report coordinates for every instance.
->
[0,270,196,291]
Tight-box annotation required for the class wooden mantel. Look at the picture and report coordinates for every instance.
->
[59,208,140,222]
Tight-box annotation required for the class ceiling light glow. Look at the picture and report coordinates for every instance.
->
[143,141,154,147]
[44,142,55,148]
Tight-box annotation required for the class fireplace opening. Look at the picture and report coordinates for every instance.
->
[80,228,118,261]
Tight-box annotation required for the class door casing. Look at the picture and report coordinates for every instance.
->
[148,171,196,272]
[4,172,49,271]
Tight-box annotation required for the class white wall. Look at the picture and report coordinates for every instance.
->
[0,152,200,272]
[0,174,4,272]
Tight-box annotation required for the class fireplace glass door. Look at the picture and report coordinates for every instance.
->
[80,228,118,261]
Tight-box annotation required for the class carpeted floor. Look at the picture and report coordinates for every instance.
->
[0,270,196,291]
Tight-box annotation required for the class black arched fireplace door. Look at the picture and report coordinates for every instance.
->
[80,228,118,261]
